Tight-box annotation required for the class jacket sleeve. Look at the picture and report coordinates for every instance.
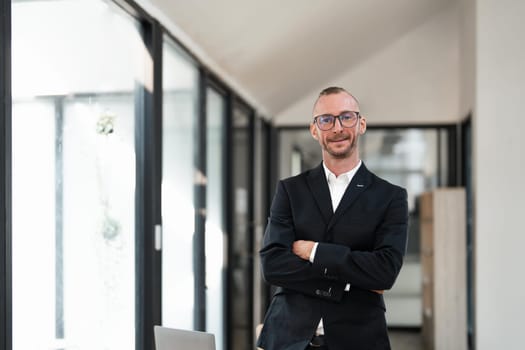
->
[260,181,346,301]
[312,187,409,291]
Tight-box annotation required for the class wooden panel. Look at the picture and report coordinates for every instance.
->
[420,188,467,350]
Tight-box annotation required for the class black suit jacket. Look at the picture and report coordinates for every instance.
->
[257,163,408,350]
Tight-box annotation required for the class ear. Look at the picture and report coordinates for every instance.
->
[310,123,319,140]
[358,116,367,134]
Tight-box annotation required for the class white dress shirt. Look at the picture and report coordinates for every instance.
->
[308,160,362,335]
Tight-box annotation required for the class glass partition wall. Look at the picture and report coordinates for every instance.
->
[359,129,443,257]
[11,1,145,349]
[161,38,199,331]
[6,1,268,350]
[205,86,227,350]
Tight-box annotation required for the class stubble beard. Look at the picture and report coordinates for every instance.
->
[324,134,358,159]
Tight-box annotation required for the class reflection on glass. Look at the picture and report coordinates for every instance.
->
[205,88,226,350]
[161,38,198,330]
[63,97,136,350]
[12,1,143,349]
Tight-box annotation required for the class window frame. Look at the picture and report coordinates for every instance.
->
[1,1,265,350]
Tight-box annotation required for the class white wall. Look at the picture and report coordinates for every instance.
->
[135,0,269,117]
[473,1,525,349]
[275,3,461,126]
[459,0,476,119]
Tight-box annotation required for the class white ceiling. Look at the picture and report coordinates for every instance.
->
[148,0,455,118]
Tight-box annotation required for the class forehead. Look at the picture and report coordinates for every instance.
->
[313,92,359,116]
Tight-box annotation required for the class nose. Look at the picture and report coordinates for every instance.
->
[332,116,344,132]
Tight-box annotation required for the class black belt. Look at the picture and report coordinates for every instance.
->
[309,334,326,348]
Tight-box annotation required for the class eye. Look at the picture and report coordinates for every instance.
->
[318,115,334,124]
[340,113,355,122]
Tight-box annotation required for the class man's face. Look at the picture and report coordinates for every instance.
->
[310,92,366,159]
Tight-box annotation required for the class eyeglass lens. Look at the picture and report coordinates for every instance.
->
[316,112,359,130]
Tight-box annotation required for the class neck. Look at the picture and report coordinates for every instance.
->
[323,153,360,177]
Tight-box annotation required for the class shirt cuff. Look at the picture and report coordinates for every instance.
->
[309,242,319,263]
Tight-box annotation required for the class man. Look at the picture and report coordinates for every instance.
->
[257,87,408,350]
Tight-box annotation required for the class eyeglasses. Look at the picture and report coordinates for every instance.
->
[313,111,361,131]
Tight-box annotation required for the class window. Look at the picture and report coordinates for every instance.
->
[205,87,227,350]
[161,37,199,330]
[12,1,146,348]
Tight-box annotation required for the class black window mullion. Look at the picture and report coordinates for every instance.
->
[448,125,459,186]
[261,119,275,312]
[0,0,12,348]
[224,90,234,350]
[136,17,163,350]
[247,108,256,348]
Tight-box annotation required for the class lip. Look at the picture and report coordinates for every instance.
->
[329,138,349,143]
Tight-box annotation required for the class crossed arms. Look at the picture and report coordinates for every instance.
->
[260,180,408,301]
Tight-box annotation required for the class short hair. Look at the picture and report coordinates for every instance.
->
[313,86,359,112]
[319,86,349,97]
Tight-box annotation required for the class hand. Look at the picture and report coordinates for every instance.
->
[292,240,315,261]
[371,290,384,294]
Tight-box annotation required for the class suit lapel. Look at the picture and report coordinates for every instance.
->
[327,163,373,232]
[306,163,333,225]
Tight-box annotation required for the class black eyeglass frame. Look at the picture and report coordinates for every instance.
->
[312,111,361,131]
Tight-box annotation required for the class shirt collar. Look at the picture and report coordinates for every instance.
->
[323,160,362,185]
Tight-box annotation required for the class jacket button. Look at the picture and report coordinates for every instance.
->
[315,289,321,295]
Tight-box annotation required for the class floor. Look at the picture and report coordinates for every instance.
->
[389,329,424,350]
